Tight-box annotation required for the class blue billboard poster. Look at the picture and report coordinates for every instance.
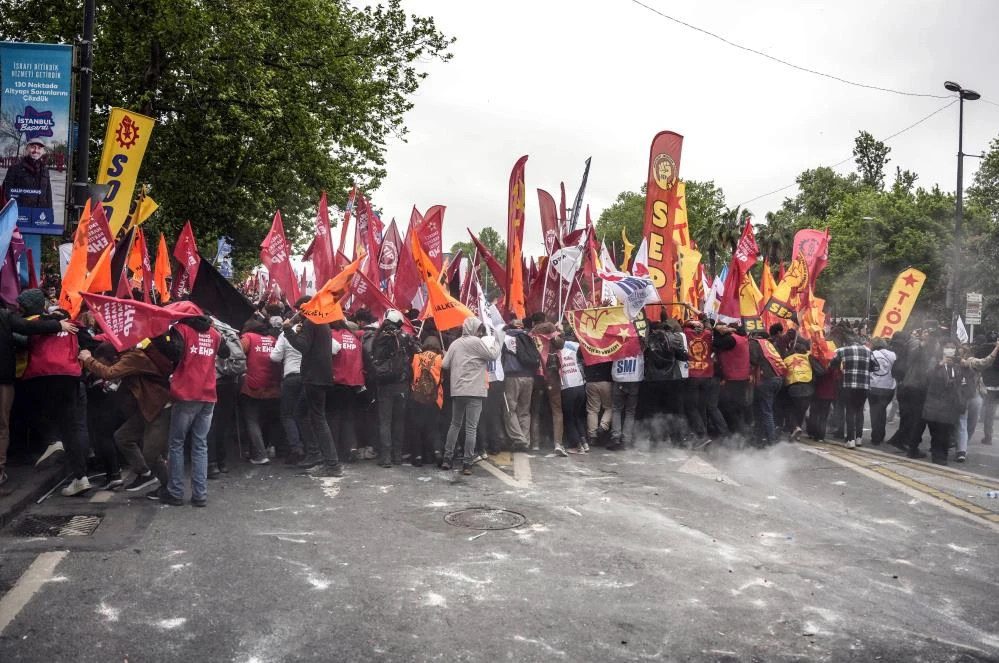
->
[0,42,74,235]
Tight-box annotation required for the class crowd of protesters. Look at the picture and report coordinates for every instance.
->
[3,283,997,506]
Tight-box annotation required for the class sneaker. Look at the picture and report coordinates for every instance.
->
[191,497,208,507]
[554,445,568,457]
[362,447,378,460]
[955,451,967,463]
[160,489,185,506]
[297,454,323,469]
[146,488,161,501]
[581,442,590,453]
[844,439,856,449]
[249,456,270,465]
[790,427,802,442]
[347,448,359,462]
[312,464,344,478]
[462,465,473,476]
[266,445,276,459]
[284,452,304,466]
[378,459,392,468]
[854,438,863,448]
[101,474,124,491]
[529,444,540,452]
[125,473,158,492]
[207,463,221,479]
[440,459,452,471]
[35,441,64,468]
[60,476,91,497]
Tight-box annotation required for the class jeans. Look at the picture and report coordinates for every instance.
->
[585,381,613,442]
[503,376,534,448]
[444,396,483,466]
[958,393,982,453]
[611,382,640,447]
[115,407,171,486]
[240,395,281,461]
[561,386,587,447]
[842,387,868,442]
[168,400,214,501]
[279,373,305,455]
[868,388,894,446]
[754,376,783,446]
[377,383,408,463]
[303,384,339,466]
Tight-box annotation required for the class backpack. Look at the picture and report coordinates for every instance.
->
[645,329,675,371]
[371,329,410,385]
[514,333,542,370]
[411,353,440,405]
[214,321,246,378]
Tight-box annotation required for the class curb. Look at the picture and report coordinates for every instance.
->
[0,466,65,530]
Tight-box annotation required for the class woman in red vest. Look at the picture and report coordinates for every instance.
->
[240,318,282,464]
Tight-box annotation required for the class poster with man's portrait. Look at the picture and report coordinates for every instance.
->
[0,42,73,235]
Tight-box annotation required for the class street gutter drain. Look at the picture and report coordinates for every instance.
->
[10,514,103,537]
[445,508,526,530]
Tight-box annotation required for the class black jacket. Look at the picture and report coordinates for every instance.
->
[286,318,334,386]
[2,156,53,209]
[0,310,60,383]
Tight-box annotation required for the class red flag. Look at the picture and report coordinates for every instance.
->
[313,192,336,285]
[26,247,38,289]
[417,205,445,271]
[351,269,413,332]
[506,156,528,319]
[559,182,568,230]
[567,307,642,366]
[392,221,421,311]
[260,210,300,303]
[641,131,684,304]
[377,218,402,282]
[87,201,114,271]
[171,220,201,299]
[467,228,508,293]
[790,228,830,308]
[538,189,561,256]
[338,184,356,256]
[460,250,480,306]
[354,195,383,284]
[718,219,759,320]
[81,292,202,351]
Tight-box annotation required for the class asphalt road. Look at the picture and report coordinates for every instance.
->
[0,435,997,663]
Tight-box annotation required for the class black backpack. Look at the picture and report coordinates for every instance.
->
[514,333,542,370]
[372,329,411,385]
[645,329,675,371]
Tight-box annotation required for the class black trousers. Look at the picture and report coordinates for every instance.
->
[926,421,954,463]
[719,380,749,436]
[28,376,87,479]
[328,384,359,458]
[868,388,894,446]
[687,377,728,438]
[409,401,441,463]
[478,380,506,453]
[87,385,123,478]
[303,384,339,466]
[561,385,587,447]
[841,388,868,441]
[897,387,928,453]
[207,379,239,466]
[806,398,832,441]
[786,395,810,432]
[377,383,408,463]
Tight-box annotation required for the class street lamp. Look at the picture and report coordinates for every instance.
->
[862,216,874,331]
[944,80,980,328]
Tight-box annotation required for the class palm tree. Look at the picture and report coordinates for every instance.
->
[756,211,794,266]
[699,206,750,278]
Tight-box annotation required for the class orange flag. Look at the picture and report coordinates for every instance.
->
[85,244,113,295]
[412,231,473,331]
[505,155,528,320]
[299,253,365,323]
[60,201,93,317]
[154,233,172,303]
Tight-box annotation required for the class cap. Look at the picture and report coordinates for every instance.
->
[26,137,47,148]
[384,309,404,325]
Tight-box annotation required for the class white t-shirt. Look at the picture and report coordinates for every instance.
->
[612,353,645,383]
[870,349,896,390]
[559,341,585,390]
[484,337,505,383]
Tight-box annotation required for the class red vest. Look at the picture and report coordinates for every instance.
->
[683,329,714,379]
[170,324,221,402]
[717,333,750,381]
[332,329,365,387]
[241,332,280,397]
[22,329,81,379]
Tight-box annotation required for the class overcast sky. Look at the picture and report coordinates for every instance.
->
[372,0,999,256]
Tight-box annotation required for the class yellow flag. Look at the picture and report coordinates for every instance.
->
[677,243,701,309]
[128,189,159,230]
[620,228,635,271]
[874,268,925,339]
[739,271,763,319]
[98,108,156,236]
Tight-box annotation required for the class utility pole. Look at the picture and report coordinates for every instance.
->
[72,0,95,220]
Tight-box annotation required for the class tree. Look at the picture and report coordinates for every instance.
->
[0,0,454,272]
[755,210,794,265]
[450,226,506,299]
[853,130,891,190]
[595,188,645,257]
[968,134,999,223]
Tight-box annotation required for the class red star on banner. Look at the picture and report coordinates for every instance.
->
[902,272,919,288]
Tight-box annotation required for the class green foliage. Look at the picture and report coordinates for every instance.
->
[451,226,506,299]
[968,135,999,223]
[853,130,891,190]
[0,0,453,272]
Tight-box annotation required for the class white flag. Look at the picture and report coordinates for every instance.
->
[549,246,583,282]
[956,316,969,344]
[597,266,658,320]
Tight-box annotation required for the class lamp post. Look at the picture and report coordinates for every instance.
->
[944,80,980,328]
[862,215,874,331]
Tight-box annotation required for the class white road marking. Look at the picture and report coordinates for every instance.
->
[513,452,532,486]
[479,459,528,489]
[677,455,740,486]
[89,491,114,503]
[0,551,69,633]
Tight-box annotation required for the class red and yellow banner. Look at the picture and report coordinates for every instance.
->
[640,131,683,304]
[567,306,642,366]
[98,108,155,235]
[506,155,528,319]
[874,268,925,339]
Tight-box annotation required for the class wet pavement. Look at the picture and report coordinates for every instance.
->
[0,435,997,663]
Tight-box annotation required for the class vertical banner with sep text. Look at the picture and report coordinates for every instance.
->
[0,42,74,235]
[641,131,683,307]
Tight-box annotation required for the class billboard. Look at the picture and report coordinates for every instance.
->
[0,42,73,235]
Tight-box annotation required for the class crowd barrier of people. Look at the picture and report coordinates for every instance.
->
[4,285,997,506]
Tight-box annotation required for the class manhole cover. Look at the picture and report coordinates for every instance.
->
[10,514,103,537]
[444,508,526,530]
